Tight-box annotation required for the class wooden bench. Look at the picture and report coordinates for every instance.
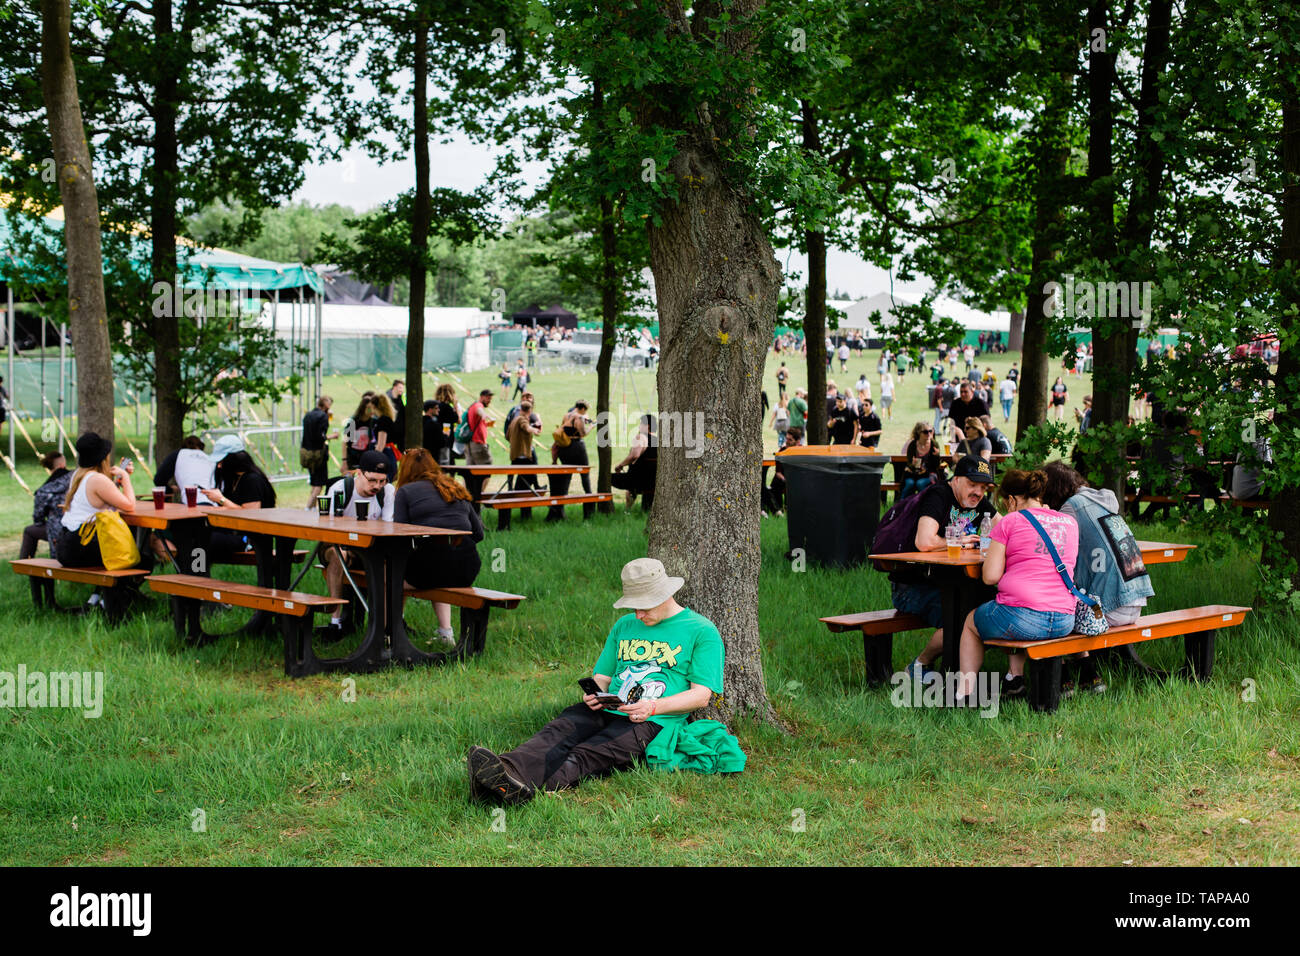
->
[984,604,1251,713]
[147,574,346,675]
[481,491,614,529]
[223,549,309,567]
[10,558,151,623]
[332,567,525,658]
[820,609,928,685]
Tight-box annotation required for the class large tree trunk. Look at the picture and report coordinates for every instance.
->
[646,137,781,726]
[1015,53,1071,441]
[150,0,182,460]
[1264,40,1300,595]
[405,17,430,451]
[801,100,827,443]
[595,192,617,512]
[41,0,114,442]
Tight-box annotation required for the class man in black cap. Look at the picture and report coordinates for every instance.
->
[891,455,1000,683]
[318,450,393,639]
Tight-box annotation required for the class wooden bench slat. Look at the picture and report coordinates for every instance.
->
[341,568,524,609]
[10,558,151,588]
[820,609,927,635]
[147,574,345,617]
[482,493,613,510]
[984,605,1250,659]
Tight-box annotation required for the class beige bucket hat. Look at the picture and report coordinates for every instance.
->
[612,558,685,610]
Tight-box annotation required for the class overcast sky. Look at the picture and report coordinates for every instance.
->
[293,136,939,304]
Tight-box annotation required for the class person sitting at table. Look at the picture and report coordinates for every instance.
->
[22,449,71,559]
[956,468,1079,703]
[200,439,276,565]
[895,456,999,685]
[951,416,992,466]
[1041,460,1155,695]
[318,450,395,641]
[152,435,214,501]
[394,448,484,647]
[54,432,139,569]
[766,427,802,515]
[466,557,745,805]
[610,414,658,512]
[901,422,943,499]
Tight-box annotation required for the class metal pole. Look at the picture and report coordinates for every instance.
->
[270,290,278,428]
[298,284,306,428]
[7,282,15,465]
[39,301,46,445]
[315,287,323,396]
[58,322,66,454]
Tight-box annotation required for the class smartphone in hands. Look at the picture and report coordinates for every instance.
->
[577,677,623,708]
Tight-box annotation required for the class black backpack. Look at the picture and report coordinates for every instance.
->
[503,405,520,436]
[870,486,932,566]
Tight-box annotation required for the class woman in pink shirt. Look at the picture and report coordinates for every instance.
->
[958,469,1079,700]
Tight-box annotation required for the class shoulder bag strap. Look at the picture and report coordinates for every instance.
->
[1018,509,1098,608]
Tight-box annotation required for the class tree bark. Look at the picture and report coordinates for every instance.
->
[1264,37,1300,595]
[150,0,182,460]
[645,136,782,726]
[801,100,827,443]
[595,192,617,512]
[405,16,430,451]
[40,0,115,442]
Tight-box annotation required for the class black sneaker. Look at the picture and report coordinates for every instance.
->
[467,745,534,806]
[1079,658,1107,694]
[466,746,497,804]
[1001,675,1027,699]
[314,622,348,645]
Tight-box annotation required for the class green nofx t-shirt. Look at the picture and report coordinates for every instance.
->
[593,608,739,771]
[787,396,807,428]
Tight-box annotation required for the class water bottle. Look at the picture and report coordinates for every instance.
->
[979,514,992,556]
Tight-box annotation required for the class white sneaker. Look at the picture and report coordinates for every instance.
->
[436,627,456,648]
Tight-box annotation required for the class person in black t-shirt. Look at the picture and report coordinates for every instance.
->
[201,446,276,564]
[890,457,999,682]
[856,399,883,448]
[828,395,857,445]
[301,396,338,506]
[945,381,990,444]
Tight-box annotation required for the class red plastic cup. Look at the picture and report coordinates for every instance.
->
[152,487,166,510]
[184,485,198,507]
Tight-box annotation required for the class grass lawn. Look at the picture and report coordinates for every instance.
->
[4,349,1298,865]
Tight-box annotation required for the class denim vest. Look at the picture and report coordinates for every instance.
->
[1061,488,1154,613]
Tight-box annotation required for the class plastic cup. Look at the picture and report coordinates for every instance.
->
[945,526,961,559]
[317,495,331,516]
[355,499,370,521]
[184,485,198,507]
[152,487,166,510]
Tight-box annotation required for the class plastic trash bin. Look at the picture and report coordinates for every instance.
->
[780,445,888,568]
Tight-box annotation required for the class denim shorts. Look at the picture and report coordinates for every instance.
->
[973,601,1074,642]
[891,581,944,629]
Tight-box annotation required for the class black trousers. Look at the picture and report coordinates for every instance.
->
[20,522,52,560]
[508,454,539,518]
[501,703,661,791]
[548,439,593,519]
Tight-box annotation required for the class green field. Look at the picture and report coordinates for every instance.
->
[7,350,1298,866]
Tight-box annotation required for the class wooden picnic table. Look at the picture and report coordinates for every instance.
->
[204,508,467,674]
[869,540,1196,679]
[444,462,590,511]
[121,502,223,642]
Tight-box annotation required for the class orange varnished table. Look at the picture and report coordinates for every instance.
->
[869,541,1195,677]
[206,508,467,675]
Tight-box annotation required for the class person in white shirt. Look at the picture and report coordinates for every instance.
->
[319,450,394,641]
[879,372,896,420]
[999,377,1017,422]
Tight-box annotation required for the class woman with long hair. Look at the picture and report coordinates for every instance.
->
[369,391,398,479]
[901,421,942,499]
[201,442,276,564]
[431,383,461,465]
[957,468,1079,702]
[55,432,138,568]
[1050,375,1069,422]
[395,448,484,646]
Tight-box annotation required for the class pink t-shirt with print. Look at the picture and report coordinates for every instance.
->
[990,508,1079,614]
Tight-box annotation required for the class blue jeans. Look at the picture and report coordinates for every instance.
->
[1001,398,1013,420]
[973,601,1074,641]
[891,581,944,629]
[901,474,935,499]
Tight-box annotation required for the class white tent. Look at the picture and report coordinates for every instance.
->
[312,304,496,336]
[841,291,1009,335]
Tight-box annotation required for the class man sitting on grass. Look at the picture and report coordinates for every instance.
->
[467,558,746,804]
